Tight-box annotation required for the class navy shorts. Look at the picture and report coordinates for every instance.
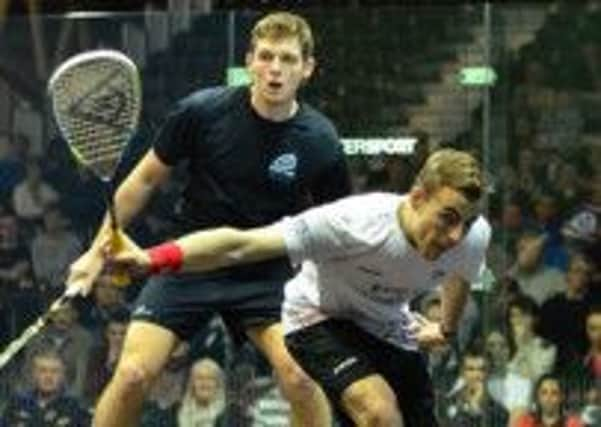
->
[131,257,292,342]
[285,319,438,427]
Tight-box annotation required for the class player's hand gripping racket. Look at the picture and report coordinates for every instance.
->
[0,50,141,370]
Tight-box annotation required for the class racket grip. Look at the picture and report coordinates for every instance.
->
[109,230,131,287]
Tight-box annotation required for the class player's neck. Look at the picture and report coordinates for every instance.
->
[250,89,298,122]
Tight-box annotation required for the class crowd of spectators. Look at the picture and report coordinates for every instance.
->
[1,3,601,426]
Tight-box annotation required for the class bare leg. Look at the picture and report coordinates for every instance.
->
[247,322,332,427]
[93,321,178,427]
[341,374,404,427]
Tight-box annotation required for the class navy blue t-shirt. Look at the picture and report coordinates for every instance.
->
[153,86,351,232]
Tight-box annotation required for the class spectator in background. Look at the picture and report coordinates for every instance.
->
[561,306,601,406]
[0,349,90,426]
[23,300,93,400]
[31,204,82,301]
[555,160,586,212]
[0,134,25,203]
[540,253,596,370]
[77,271,129,339]
[506,295,556,389]
[580,380,601,427]
[562,171,601,288]
[248,374,292,427]
[484,329,532,423]
[514,374,584,427]
[509,232,565,305]
[11,157,59,230]
[83,307,129,407]
[146,341,191,418]
[177,357,226,427]
[515,148,544,197]
[488,197,532,276]
[443,345,508,427]
[0,200,33,346]
[530,190,569,271]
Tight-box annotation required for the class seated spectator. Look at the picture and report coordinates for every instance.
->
[0,201,34,346]
[530,189,569,271]
[83,307,129,407]
[31,204,82,300]
[580,380,601,427]
[508,232,565,305]
[540,253,596,370]
[514,373,584,427]
[248,375,292,427]
[506,295,556,386]
[77,271,129,338]
[0,134,25,203]
[177,357,226,427]
[485,329,532,422]
[147,341,190,414]
[11,157,59,229]
[562,171,601,289]
[443,345,508,427]
[23,300,93,400]
[0,348,90,426]
[561,306,601,406]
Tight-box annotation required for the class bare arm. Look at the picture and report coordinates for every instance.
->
[440,274,470,335]
[177,226,287,271]
[92,149,172,247]
[112,226,288,274]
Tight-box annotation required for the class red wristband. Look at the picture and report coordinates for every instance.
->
[147,242,184,274]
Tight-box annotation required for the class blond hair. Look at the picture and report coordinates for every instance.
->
[414,149,484,203]
[250,11,314,59]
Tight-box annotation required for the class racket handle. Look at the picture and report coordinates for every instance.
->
[109,230,131,287]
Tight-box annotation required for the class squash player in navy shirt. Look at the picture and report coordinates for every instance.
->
[66,12,350,427]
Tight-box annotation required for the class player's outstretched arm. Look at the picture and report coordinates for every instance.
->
[110,226,287,275]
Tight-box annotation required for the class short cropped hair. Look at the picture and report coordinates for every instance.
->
[413,148,484,203]
[250,12,314,59]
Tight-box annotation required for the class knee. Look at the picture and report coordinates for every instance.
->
[112,357,155,394]
[346,390,403,427]
[273,358,317,402]
[360,402,403,427]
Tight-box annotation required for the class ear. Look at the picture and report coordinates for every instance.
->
[302,56,315,81]
[245,51,253,69]
[409,187,428,209]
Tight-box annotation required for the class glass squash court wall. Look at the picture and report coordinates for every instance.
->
[1,4,600,425]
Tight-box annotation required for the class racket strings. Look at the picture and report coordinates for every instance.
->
[52,60,140,177]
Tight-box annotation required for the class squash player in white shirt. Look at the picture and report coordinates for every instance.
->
[106,149,491,427]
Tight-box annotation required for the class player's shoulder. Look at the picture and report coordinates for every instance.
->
[176,85,245,115]
[320,192,401,237]
[296,102,339,142]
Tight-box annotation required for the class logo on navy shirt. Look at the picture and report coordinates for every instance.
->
[268,153,298,186]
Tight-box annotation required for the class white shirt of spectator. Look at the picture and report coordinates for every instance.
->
[277,192,491,350]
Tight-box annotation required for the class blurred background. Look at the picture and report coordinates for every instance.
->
[1,1,601,426]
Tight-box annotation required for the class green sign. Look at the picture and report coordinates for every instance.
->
[459,66,497,86]
[226,67,251,86]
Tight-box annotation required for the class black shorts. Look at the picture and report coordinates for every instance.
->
[285,319,438,427]
[131,257,292,342]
